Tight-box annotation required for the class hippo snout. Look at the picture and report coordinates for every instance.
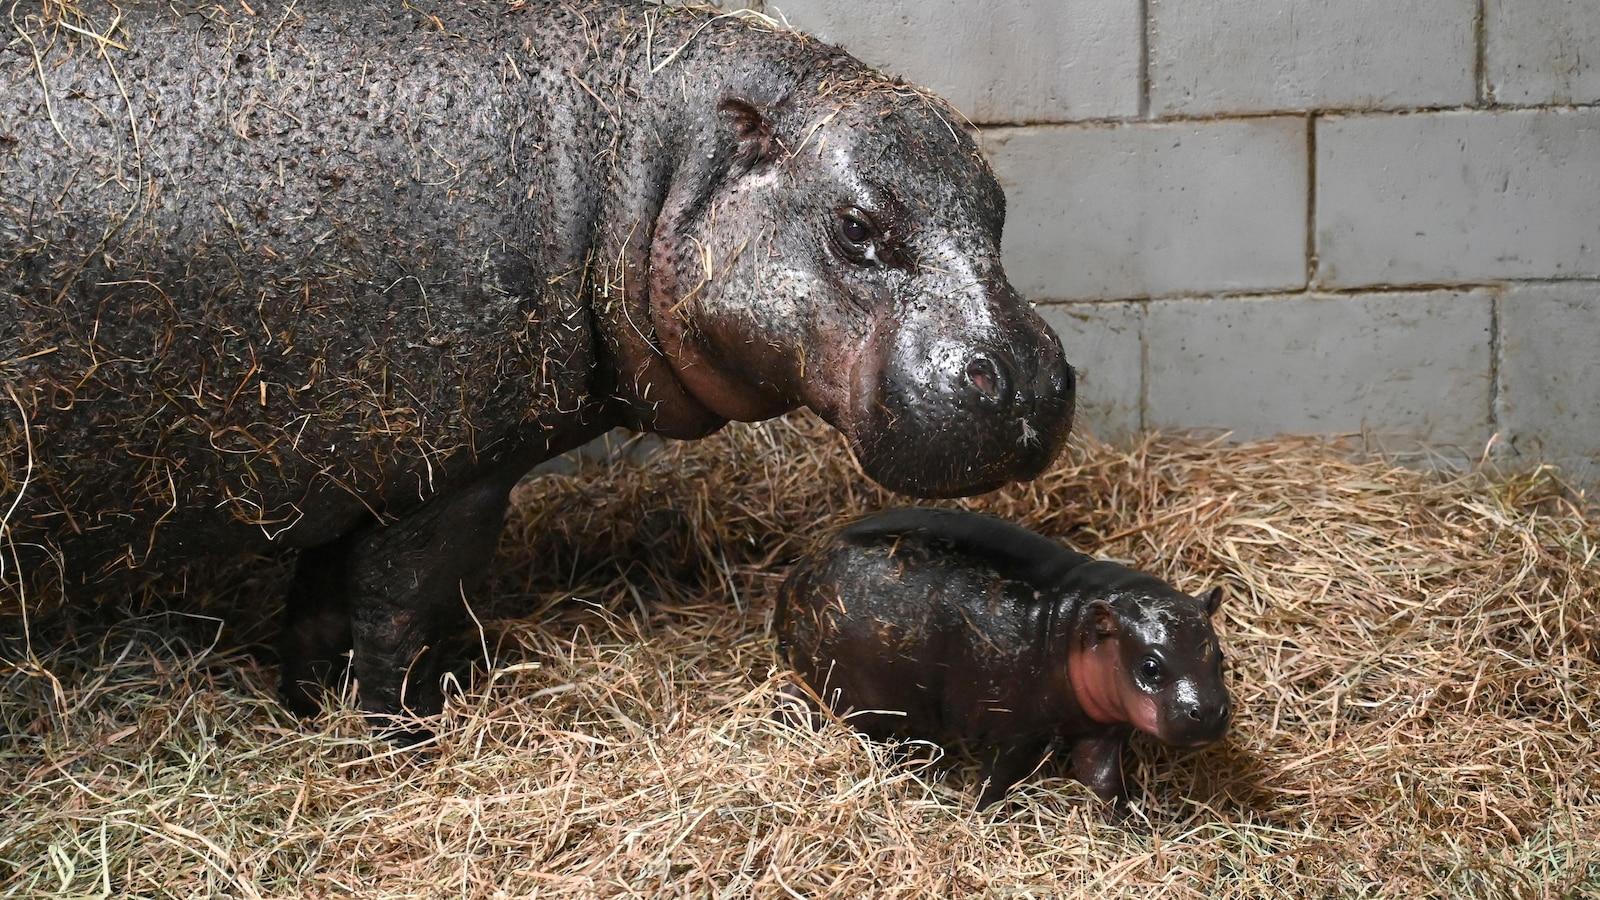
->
[1167,695,1232,747]
[840,307,1076,499]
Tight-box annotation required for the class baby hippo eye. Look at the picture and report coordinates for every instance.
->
[1138,657,1164,684]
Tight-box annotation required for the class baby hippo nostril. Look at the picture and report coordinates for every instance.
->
[965,355,1007,402]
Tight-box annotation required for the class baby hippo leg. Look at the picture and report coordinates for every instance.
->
[1071,734,1130,811]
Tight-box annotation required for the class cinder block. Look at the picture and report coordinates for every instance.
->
[985,119,1308,302]
[1145,292,1494,447]
[1316,109,1600,288]
[767,0,1140,123]
[1486,0,1600,105]
[1037,301,1144,443]
[1497,282,1600,474]
[1150,0,1476,115]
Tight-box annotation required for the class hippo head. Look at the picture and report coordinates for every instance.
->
[1067,566,1232,748]
[650,76,1074,498]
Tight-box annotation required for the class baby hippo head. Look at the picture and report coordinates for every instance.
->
[1068,565,1232,748]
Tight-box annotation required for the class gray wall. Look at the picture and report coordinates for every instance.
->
[754,0,1600,482]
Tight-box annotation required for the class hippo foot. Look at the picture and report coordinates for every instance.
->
[1071,734,1135,818]
[364,713,439,749]
[1103,797,1135,824]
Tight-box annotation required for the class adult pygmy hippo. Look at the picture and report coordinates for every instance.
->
[776,508,1230,810]
[0,1,1075,730]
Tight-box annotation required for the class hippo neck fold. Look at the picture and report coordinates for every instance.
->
[1061,598,1130,727]
[642,161,798,429]
[594,190,731,441]
[575,12,816,439]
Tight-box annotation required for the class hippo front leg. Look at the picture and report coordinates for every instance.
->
[350,465,532,738]
[1071,732,1131,812]
[279,457,530,738]
[278,536,358,718]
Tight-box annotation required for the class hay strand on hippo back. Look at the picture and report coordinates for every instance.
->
[0,0,1074,729]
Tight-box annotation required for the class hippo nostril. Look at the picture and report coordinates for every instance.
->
[965,355,1007,402]
[1204,703,1232,732]
[1188,708,1202,721]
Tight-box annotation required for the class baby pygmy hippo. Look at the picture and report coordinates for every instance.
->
[776,507,1231,810]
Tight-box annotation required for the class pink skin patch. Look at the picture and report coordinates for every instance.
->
[1068,640,1163,736]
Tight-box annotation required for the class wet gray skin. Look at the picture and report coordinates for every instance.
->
[777,508,1230,810]
[0,1,1073,731]
[656,94,1076,496]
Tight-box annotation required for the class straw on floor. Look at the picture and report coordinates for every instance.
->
[2,412,1596,898]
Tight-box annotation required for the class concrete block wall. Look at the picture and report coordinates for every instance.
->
[757,0,1600,483]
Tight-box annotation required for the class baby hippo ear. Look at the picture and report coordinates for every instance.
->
[1200,586,1225,617]
[1088,599,1119,640]
[719,96,783,168]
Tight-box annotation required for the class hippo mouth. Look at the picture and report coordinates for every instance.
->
[1163,728,1229,749]
[846,401,1071,498]
[832,320,1076,499]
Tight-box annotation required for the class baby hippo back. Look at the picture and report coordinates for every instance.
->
[777,507,1094,745]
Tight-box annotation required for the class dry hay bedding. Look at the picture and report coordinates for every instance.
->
[1,411,1597,899]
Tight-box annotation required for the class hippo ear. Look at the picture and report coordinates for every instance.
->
[1200,586,1224,617]
[1088,600,1119,640]
[719,97,782,168]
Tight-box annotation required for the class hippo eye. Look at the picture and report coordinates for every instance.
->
[1138,657,1164,685]
[833,209,880,262]
[840,214,872,243]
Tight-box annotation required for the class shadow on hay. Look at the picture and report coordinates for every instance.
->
[1124,734,1275,821]
[770,681,1276,822]
[0,552,294,741]
[0,442,789,736]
